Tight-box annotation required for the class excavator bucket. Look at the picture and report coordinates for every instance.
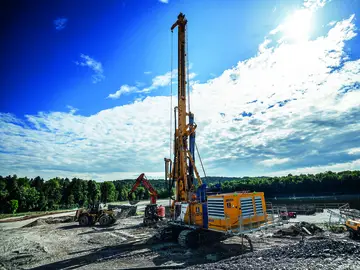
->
[111,209,122,223]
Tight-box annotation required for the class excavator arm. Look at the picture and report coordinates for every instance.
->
[128,173,158,205]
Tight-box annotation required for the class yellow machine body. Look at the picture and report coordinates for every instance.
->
[184,203,204,226]
[346,219,360,230]
[345,219,360,239]
[174,192,268,234]
[207,192,267,232]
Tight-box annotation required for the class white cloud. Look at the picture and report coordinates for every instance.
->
[268,159,360,176]
[303,0,329,10]
[259,158,291,167]
[159,0,169,3]
[144,71,152,75]
[348,148,360,155]
[108,70,197,99]
[54,18,68,31]
[107,85,139,99]
[75,54,105,83]
[1,1,360,180]
[66,105,78,114]
[258,39,272,53]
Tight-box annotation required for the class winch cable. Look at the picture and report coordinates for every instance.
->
[195,142,207,181]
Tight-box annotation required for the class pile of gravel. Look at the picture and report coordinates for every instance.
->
[108,205,137,218]
[274,222,323,237]
[23,216,74,227]
[186,239,360,270]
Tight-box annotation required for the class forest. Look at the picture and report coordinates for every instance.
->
[0,170,359,214]
[0,176,170,214]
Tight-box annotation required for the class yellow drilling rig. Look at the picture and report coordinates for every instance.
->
[160,12,276,249]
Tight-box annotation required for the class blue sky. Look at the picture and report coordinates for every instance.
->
[0,0,360,180]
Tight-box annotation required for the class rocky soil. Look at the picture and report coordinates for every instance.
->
[0,211,359,270]
[187,238,360,270]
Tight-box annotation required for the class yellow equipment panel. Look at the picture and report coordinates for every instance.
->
[207,192,267,233]
[182,203,204,227]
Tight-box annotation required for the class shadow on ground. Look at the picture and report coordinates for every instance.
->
[58,224,80,230]
[29,237,251,270]
[59,223,118,231]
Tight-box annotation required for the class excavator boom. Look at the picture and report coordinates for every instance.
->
[128,173,158,205]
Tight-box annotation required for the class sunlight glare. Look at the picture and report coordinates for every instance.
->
[283,9,313,43]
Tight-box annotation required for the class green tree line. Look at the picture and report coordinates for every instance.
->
[1,170,359,214]
[0,175,170,214]
[205,170,360,196]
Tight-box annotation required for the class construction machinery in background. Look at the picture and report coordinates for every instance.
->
[345,219,360,239]
[75,202,119,226]
[327,203,360,239]
[128,173,165,226]
[279,207,297,220]
[341,204,360,239]
[159,12,276,249]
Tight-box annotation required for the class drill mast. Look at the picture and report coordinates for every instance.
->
[167,13,201,203]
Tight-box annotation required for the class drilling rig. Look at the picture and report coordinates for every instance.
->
[161,12,275,248]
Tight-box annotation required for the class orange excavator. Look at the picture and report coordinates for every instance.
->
[128,173,165,226]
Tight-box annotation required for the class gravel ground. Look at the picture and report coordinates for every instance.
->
[186,238,360,270]
[0,210,359,270]
[0,215,159,270]
[0,212,77,230]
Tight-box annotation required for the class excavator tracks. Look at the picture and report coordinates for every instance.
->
[178,229,199,248]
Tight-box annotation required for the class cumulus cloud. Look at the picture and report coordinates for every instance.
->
[268,159,360,176]
[66,105,78,114]
[348,148,360,155]
[108,70,197,99]
[54,18,68,31]
[259,158,291,167]
[303,0,328,10]
[75,54,105,83]
[159,0,169,3]
[1,0,359,180]
[107,85,139,99]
